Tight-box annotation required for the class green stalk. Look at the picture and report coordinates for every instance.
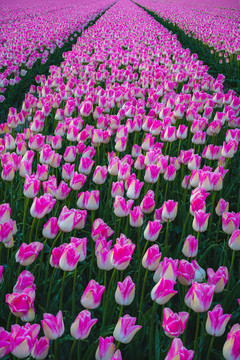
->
[194,313,200,355]
[164,220,170,254]
[136,240,149,299]
[36,238,48,286]
[28,217,37,244]
[22,197,30,241]
[206,336,215,360]
[72,266,78,321]
[46,268,56,309]
[226,250,235,292]
[208,191,216,238]
[102,268,116,330]
[164,181,169,202]
[69,339,77,360]
[59,271,67,310]
[139,269,148,318]
[176,212,190,256]
[148,301,157,360]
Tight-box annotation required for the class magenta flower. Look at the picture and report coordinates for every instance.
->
[162,307,189,338]
[70,310,97,340]
[185,282,215,312]
[81,280,105,309]
[113,314,142,344]
[206,304,231,337]
[115,276,135,306]
[41,311,64,340]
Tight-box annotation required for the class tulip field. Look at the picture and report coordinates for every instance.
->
[0,0,240,359]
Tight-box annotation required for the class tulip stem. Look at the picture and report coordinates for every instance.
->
[177,212,190,256]
[115,341,121,351]
[206,336,215,360]
[208,191,216,238]
[43,231,62,300]
[139,269,148,319]
[164,181,169,202]
[148,301,157,360]
[59,271,67,310]
[118,305,124,319]
[22,197,29,241]
[10,181,13,214]
[136,241,148,299]
[36,238,47,286]
[194,313,200,355]
[72,266,78,320]
[54,340,58,359]
[6,311,12,331]
[69,339,77,360]
[29,217,37,244]
[102,268,116,331]
[226,250,235,292]
[183,308,191,346]
[46,268,56,309]
[164,220,170,254]
[78,340,81,360]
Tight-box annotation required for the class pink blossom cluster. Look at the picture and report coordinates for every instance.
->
[0,0,240,359]
[136,0,240,61]
[0,0,114,102]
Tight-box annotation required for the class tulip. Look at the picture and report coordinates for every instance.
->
[111,243,135,271]
[185,282,215,312]
[112,181,124,198]
[222,212,239,235]
[162,307,189,338]
[93,166,108,185]
[30,194,56,219]
[31,336,50,359]
[70,237,87,262]
[0,203,11,224]
[216,198,229,216]
[182,235,198,258]
[129,206,143,227]
[144,164,160,183]
[57,206,76,232]
[81,280,105,309]
[140,190,155,214]
[15,242,43,266]
[84,190,100,211]
[55,181,71,200]
[6,289,35,321]
[41,311,64,340]
[192,210,211,232]
[36,164,48,181]
[113,315,142,344]
[153,257,179,283]
[144,220,162,241]
[162,200,178,222]
[70,172,87,191]
[0,327,12,357]
[142,244,162,271]
[59,244,80,271]
[207,267,228,293]
[70,310,97,340]
[95,336,116,360]
[228,230,240,250]
[206,304,231,337]
[114,196,134,217]
[11,323,40,358]
[126,179,144,199]
[13,271,35,293]
[165,338,194,360]
[42,217,59,239]
[78,157,95,175]
[177,260,195,286]
[115,276,135,306]
[223,323,240,360]
[24,175,40,198]
[151,277,177,305]
[91,218,114,242]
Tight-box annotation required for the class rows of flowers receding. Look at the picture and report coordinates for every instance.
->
[135,0,240,74]
[0,0,240,358]
[0,0,114,104]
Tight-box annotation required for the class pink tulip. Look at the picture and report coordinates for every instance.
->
[206,304,231,337]
[162,200,178,222]
[70,172,87,191]
[84,190,100,211]
[153,257,179,283]
[215,198,229,216]
[70,310,97,340]
[111,243,135,270]
[59,243,80,271]
[42,217,59,239]
[70,237,87,262]
[192,210,211,232]
[36,164,48,181]
[140,190,155,214]
[151,277,177,305]
[222,212,239,235]
[50,244,67,268]
[177,260,195,286]
[6,288,35,321]
[31,336,50,359]
[165,338,194,360]
[142,244,162,271]
[41,311,64,340]
[24,175,40,198]
[144,220,162,241]
[11,323,40,358]
[96,336,116,360]
[126,179,144,199]
[114,195,134,217]
[115,276,135,306]
[58,206,76,232]
[13,271,35,294]
[91,218,114,242]
[81,280,105,309]
[30,194,56,219]
[223,323,240,360]
[228,230,240,250]
[113,314,142,344]
[0,203,11,224]
[0,327,12,357]
[15,242,43,266]
[144,164,160,183]
[129,206,143,227]
[162,307,189,338]
[207,266,228,293]
[55,181,71,200]
[185,282,215,312]
[182,235,198,258]
[78,157,95,175]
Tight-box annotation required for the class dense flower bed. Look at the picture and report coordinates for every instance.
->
[0,0,113,103]
[0,0,240,359]
[135,0,240,79]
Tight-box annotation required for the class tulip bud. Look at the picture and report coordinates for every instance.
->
[70,310,97,340]
[162,307,189,338]
[81,280,105,309]
[151,277,177,305]
[115,276,135,306]
[206,304,231,337]
[95,336,116,360]
[113,315,141,344]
